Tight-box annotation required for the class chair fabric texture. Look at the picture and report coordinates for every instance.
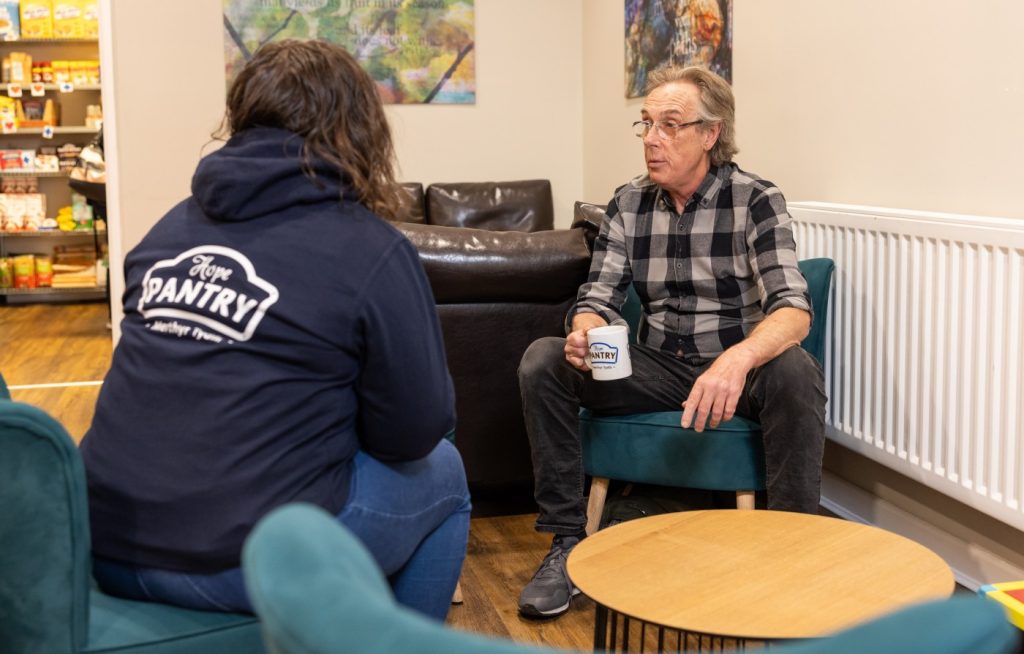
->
[581,258,835,492]
[0,398,262,654]
[243,503,1018,654]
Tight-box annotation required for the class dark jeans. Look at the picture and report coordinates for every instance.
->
[93,440,471,622]
[518,338,826,535]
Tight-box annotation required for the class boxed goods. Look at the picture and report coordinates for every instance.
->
[12,253,36,288]
[34,253,52,286]
[57,142,80,171]
[83,0,96,38]
[6,51,31,83]
[0,257,12,288]
[51,243,96,287]
[20,1,52,39]
[53,0,86,39]
[35,146,59,172]
[0,1,20,41]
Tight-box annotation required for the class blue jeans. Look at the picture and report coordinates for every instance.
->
[92,440,471,621]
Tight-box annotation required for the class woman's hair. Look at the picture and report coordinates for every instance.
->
[645,66,739,166]
[223,39,403,221]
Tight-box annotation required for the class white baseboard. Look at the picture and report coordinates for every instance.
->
[821,471,1024,591]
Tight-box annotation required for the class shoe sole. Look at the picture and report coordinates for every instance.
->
[518,588,581,619]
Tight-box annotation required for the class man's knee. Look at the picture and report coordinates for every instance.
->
[518,336,568,385]
[762,347,824,395]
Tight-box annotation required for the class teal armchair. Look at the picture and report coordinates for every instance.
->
[0,398,263,653]
[242,503,1018,654]
[580,258,834,530]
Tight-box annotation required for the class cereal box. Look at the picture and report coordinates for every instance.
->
[20,1,52,39]
[53,0,85,39]
[82,0,97,38]
[0,1,21,41]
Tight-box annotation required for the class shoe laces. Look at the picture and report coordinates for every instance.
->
[534,537,577,581]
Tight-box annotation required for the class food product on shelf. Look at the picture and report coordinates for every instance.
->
[6,50,30,82]
[12,252,35,287]
[20,1,53,39]
[56,142,80,171]
[53,0,87,39]
[0,2,20,41]
[0,256,11,288]
[34,252,51,286]
[34,146,59,172]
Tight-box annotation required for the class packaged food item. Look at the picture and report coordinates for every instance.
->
[3,193,27,229]
[0,1,21,41]
[23,192,44,229]
[13,253,36,287]
[20,1,52,39]
[53,0,85,39]
[83,0,98,38]
[51,59,69,83]
[71,190,91,230]
[8,51,31,83]
[1,149,23,170]
[57,142,81,171]
[35,146,59,172]
[34,254,52,286]
[0,257,12,288]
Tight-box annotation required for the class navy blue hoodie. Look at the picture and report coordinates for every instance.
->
[81,127,455,573]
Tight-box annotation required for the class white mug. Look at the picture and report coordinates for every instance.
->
[585,325,632,381]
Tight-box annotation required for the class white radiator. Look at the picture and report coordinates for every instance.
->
[789,202,1024,532]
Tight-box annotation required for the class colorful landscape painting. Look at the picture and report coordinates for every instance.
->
[625,0,732,98]
[223,0,476,104]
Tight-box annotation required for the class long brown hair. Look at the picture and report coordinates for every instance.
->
[224,39,403,221]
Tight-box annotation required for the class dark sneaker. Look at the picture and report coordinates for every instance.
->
[518,535,582,618]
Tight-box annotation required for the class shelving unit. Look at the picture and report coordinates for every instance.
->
[1,37,105,305]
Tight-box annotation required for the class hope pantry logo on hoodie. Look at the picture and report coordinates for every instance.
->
[137,245,279,343]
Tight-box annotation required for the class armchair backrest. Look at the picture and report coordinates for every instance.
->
[0,371,9,399]
[243,504,554,654]
[0,399,91,653]
[426,180,554,232]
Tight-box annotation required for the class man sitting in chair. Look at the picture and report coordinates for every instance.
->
[517,66,826,619]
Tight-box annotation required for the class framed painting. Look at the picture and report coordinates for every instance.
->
[625,0,732,98]
[223,0,476,104]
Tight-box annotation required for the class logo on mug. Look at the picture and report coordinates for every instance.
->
[589,342,619,366]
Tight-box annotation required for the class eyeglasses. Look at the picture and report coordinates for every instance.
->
[632,119,704,139]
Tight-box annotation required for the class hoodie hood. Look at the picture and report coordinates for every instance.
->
[192,127,354,222]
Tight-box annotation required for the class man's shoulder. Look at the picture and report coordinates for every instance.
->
[721,163,782,198]
[611,173,659,213]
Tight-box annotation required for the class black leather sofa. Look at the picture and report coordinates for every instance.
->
[391,181,598,506]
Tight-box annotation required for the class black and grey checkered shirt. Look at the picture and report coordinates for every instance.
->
[573,163,811,364]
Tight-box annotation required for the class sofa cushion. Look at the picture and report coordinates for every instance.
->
[426,180,554,232]
[397,182,426,224]
[395,222,590,304]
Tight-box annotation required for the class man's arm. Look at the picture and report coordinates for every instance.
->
[681,307,809,432]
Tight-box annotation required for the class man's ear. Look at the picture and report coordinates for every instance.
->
[704,122,722,151]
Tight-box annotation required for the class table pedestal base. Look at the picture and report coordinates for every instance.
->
[594,604,774,652]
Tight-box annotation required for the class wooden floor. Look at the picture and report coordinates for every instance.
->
[0,302,597,651]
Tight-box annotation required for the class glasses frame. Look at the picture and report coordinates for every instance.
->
[632,119,704,139]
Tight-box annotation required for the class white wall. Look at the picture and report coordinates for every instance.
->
[582,0,1024,221]
[388,1,583,227]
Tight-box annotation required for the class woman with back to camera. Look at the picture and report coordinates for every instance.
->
[79,39,470,621]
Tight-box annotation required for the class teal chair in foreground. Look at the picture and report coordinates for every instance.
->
[580,258,834,532]
[1,370,9,399]
[0,398,263,653]
[242,503,1018,654]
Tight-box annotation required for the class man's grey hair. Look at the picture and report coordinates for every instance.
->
[646,66,738,166]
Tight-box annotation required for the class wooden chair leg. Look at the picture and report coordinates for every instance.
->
[451,580,463,604]
[735,490,755,510]
[586,477,611,535]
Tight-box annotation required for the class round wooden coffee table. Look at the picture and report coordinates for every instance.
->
[566,510,954,651]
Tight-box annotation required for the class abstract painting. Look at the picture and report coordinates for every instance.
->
[223,0,476,104]
[625,0,732,98]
